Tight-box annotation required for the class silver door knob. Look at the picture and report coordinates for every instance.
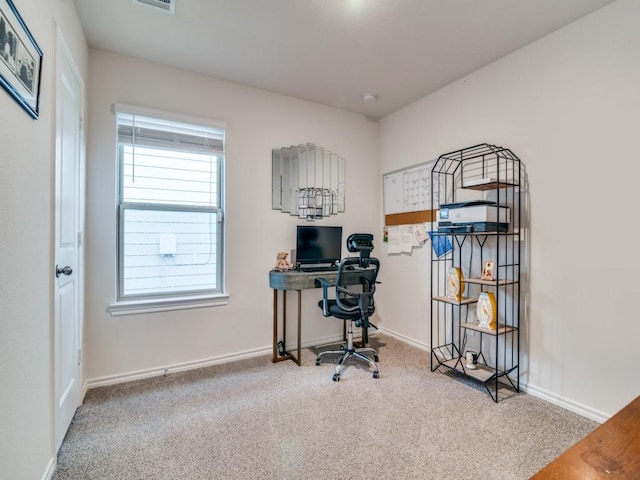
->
[56,265,73,277]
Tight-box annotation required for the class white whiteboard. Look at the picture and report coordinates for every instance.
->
[383,160,437,215]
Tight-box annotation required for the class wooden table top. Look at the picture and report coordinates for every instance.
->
[531,395,640,479]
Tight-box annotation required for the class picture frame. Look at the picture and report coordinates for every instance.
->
[481,260,495,281]
[0,0,42,119]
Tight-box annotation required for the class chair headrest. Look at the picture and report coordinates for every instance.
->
[346,233,374,253]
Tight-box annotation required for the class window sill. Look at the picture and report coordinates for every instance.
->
[107,293,229,316]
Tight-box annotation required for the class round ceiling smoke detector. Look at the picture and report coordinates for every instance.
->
[361,93,377,103]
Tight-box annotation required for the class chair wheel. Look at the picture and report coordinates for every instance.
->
[315,358,321,366]
[333,373,340,382]
[374,355,379,362]
[373,371,379,379]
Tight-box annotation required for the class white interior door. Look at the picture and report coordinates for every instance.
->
[54,30,84,453]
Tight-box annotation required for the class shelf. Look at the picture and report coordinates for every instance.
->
[462,180,519,191]
[430,143,523,402]
[461,322,517,336]
[439,357,496,382]
[437,356,520,402]
[463,277,518,286]
[431,230,520,237]
[432,296,478,306]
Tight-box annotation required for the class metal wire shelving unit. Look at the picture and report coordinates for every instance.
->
[429,143,524,402]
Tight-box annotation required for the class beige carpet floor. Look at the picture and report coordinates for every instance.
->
[53,334,597,479]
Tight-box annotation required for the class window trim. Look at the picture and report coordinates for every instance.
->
[113,104,226,308]
[107,293,229,316]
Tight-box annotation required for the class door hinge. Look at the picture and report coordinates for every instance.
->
[79,115,83,131]
[77,349,82,366]
[77,231,82,248]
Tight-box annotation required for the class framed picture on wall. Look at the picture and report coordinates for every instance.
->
[0,0,42,119]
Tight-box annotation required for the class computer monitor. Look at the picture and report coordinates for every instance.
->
[295,225,342,267]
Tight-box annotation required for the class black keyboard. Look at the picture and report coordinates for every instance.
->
[299,266,337,273]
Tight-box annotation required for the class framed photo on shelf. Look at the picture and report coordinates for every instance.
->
[0,0,42,119]
[481,261,495,281]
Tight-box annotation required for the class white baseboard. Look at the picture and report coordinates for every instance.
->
[42,457,56,480]
[285,333,346,350]
[86,345,272,389]
[379,326,430,351]
[85,333,360,390]
[524,383,609,423]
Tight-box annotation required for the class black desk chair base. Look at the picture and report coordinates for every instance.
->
[315,318,379,381]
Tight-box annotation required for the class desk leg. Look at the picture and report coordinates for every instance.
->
[297,290,302,365]
[272,289,291,363]
[272,289,279,362]
[272,289,300,365]
[282,290,287,351]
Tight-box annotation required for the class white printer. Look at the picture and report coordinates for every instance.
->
[438,201,510,232]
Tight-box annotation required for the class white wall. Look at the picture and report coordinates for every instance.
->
[378,0,640,420]
[0,1,87,478]
[3,6,633,476]
[84,50,379,383]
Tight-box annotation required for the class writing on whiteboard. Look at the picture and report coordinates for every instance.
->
[383,161,438,215]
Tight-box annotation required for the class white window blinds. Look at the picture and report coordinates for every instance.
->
[116,112,224,155]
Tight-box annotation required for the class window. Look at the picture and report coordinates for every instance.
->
[116,108,225,302]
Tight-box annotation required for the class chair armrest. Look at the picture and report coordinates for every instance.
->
[316,277,334,317]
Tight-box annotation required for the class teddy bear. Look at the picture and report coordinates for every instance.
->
[274,251,293,271]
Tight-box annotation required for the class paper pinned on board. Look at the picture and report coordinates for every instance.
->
[401,226,414,252]
[386,226,404,254]
[413,223,428,243]
[386,223,430,254]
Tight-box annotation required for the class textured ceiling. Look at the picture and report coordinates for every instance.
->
[74,0,616,119]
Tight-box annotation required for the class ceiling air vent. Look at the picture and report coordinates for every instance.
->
[132,0,175,15]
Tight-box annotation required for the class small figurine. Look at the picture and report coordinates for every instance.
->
[274,251,293,271]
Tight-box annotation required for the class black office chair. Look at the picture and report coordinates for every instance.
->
[315,233,380,381]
